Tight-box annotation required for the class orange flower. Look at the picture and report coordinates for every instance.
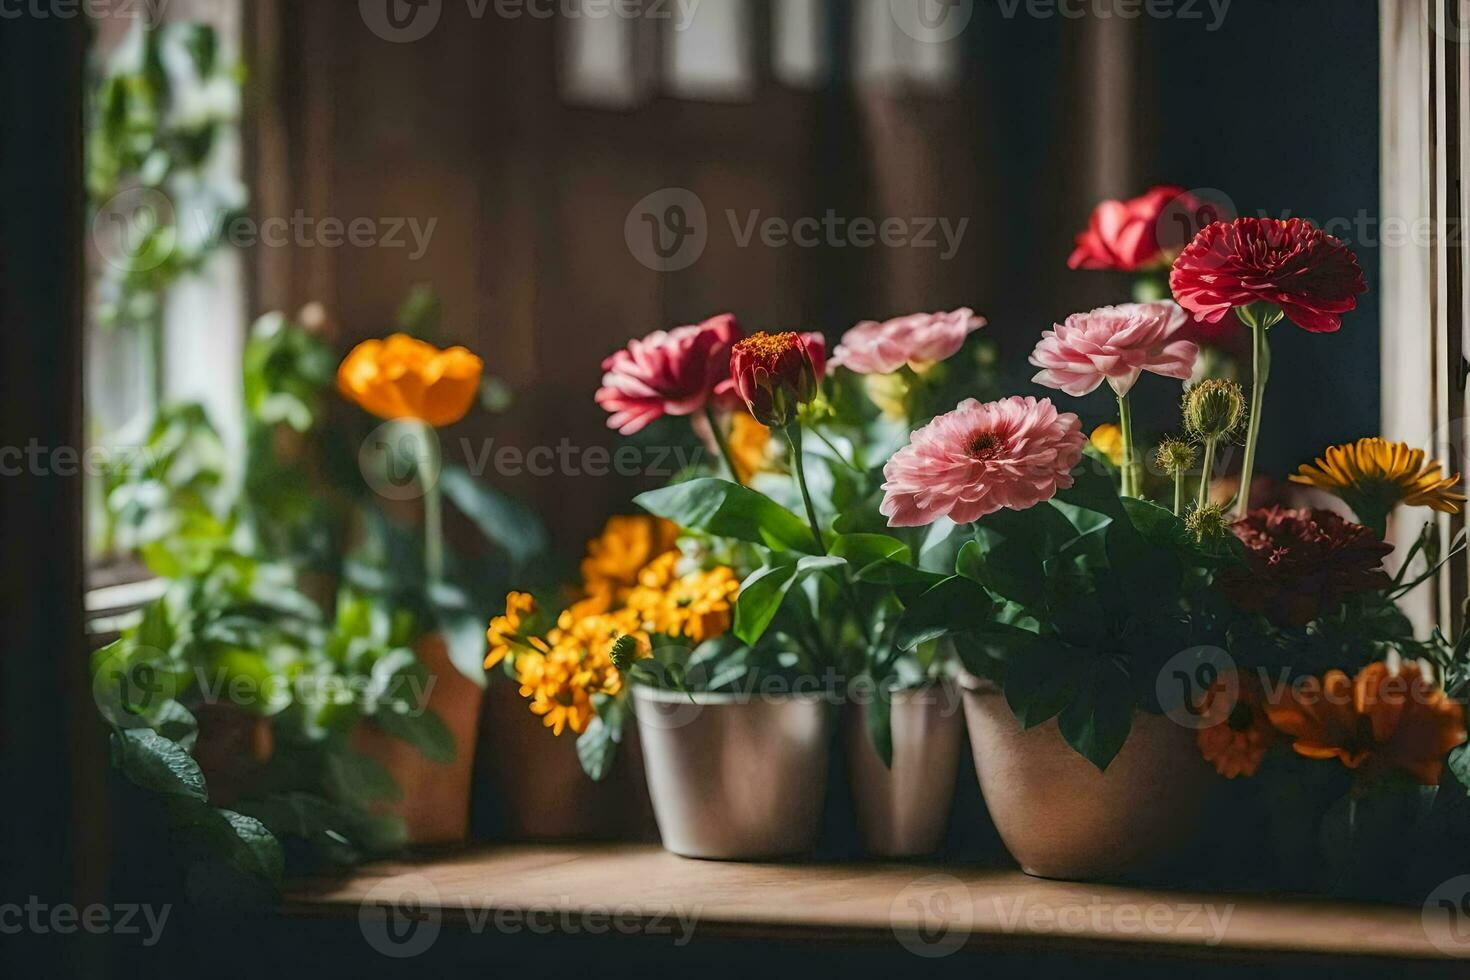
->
[338,333,484,427]
[484,591,547,669]
[1196,672,1275,778]
[1264,660,1468,785]
[727,413,773,484]
[580,515,680,600]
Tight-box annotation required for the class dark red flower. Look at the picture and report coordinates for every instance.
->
[1170,217,1367,333]
[1068,185,1204,273]
[728,331,822,427]
[596,314,742,435]
[1217,507,1392,628]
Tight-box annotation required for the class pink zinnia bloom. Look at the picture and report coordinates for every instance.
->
[880,396,1086,527]
[831,308,986,375]
[1029,302,1198,398]
[1068,185,1202,272]
[596,314,742,435]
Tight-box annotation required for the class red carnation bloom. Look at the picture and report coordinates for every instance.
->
[1170,217,1367,333]
[1068,185,1204,273]
[1217,507,1392,628]
[596,314,742,435]
[728,331,822,428]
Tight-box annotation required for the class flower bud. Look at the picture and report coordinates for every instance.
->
[729,331,822,428]
[1155,437,1197,475]
[1183,379,1246,442]
[609,635,639,674]
[1185,502,1232,545]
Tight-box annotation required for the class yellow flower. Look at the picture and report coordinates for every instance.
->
[484,592,548,669]
[862,372,911,420]
[1290,438,1465,522]
[514,606,647,736]
[638,566,740,644]
[337,333,484,427]
[1090,423,1125,467]
[580,516,680,600]
[727,413,773,483]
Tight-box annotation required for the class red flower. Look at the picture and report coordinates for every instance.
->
[1217,507,1392,628]
[596,314,742,435]
[1170,218,1367,333]
[1068,185,1203,273]
[728,331,822,428]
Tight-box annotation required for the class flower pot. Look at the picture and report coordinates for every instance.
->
[352,632,482,845]
[471,679,657,842]
[960,675,1216,880]
[633,686,832,860]
[845,683,965,858]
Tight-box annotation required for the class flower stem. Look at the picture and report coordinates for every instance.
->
[784,423,826,555]
[811,425,863,473]
[1173,469,1185,517]
[419,423,445,583]
[1198,437,1217,511]
[705,405,744,486]
[1117,392,1138,497]
[1235,316,1273,519]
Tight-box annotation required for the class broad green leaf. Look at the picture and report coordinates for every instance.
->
[865,695,894,769]
[1002,641,1076,729]
[374,707,456,765]
[635,478,817,553]
[216,808,285,883]
[439,465,548,564]
[1057,662,1134,771]
[733,555,845,645]
[325,749,403,806]
[829,533,911,571]
[576,701,625,782]
[896,576,995,651]
[114,728,207,801]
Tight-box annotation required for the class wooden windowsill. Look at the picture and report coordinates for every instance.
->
[284,844,1467,968]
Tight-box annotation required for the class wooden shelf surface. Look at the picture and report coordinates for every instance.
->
[282,843,1470,966]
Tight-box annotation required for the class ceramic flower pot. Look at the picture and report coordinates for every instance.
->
[633,686,832,860]
[352,632,482,845]
[845,683,965,858]
[960,674,1216,880]
[471,679,657,842]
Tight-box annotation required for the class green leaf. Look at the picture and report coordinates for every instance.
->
[635,478,817,553]
[439,465,548,565]
[1057,662,1134,771]
[829,533,911,571]
[374,707,456,765]
[114,728,207,801]
[576,700,625,782]
[950,622,1041,679]
[733,555,846,645]
[865,695,894,769]
[325,749,403,806]
[216,809,285,883]
[1002,641,1076,729]
[896,576,995,651]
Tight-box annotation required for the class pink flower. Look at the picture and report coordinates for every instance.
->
[831,308,986,375]
[1068,185,1202,272]
[1029,302,1198,398]
[596,314,742,435]
[880,396,1086,527]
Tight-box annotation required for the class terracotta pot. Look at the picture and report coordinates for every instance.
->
[352,632,482,845]
[960,675,1216,880]
[192,703,273,808]
[633,687,832,860]
[845,683,965,858]
[471,679,656,841]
